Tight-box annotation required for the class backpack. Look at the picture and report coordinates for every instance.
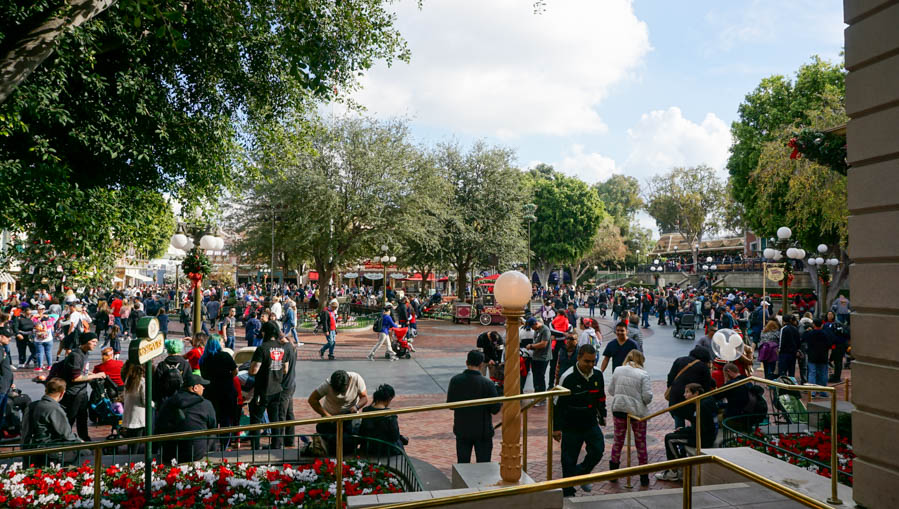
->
[157,360,184,399]
[372,315,383,333]
[743,384,768,426]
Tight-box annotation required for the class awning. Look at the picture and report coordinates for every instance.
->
[129,273,152,282]
[343,272,359,279]
[389,273,406,279]
[0,272,15,284]
[364,273,384,280]
[475,274,499,282]
[404,273,436,282]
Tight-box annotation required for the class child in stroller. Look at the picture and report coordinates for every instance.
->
[388,327,415,359]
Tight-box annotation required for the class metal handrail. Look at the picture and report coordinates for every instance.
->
[623,375,843,505]
[375,454,837,509]
[0,386,569,508]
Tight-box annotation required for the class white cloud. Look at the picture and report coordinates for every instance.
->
[555,144,617,183]
[623,106,732,182]
[351,0,651,138]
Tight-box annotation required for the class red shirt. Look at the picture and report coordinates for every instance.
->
[184,347,204,371]
[93,360,125,386]
[551,314,569,333]
[111,298,123,318]
[328,309,337,330]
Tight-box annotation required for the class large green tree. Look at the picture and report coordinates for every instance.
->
[645,165,725,269]
[569,215,626,285]
[237,116,416,307]
[726,56,845,229]
[593,174,644,264]
[0,0,409,274]
[528,166,605,288]
[435,142,527,298]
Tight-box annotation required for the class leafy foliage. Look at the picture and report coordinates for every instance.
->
[789,128,848,175]
[2,235,110,294]
[593,174,643,264]
[181,247,212,278]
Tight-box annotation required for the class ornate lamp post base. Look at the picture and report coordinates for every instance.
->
[499,308,523,482]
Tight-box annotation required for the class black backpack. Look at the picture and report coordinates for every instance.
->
[372,315,383,333]
[156,360,184,400]
[743,384,768,426]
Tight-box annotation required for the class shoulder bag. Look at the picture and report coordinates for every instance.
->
[664,359,700,401]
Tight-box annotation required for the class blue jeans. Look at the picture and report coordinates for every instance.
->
[560,425,605,497]
[319,330,336,357]
[641,311,650,327]
[226,334,235,350]
[285,325,298,343]
[808,363,829,396]
[36,342,53,368]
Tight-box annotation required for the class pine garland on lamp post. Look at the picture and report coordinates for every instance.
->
[181,247,211,336]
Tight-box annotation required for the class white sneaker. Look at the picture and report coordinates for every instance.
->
[655,470,681,481]
[296,342,304,347]
[367,353,374,361]
[580,483,593,492]
[389,355,398,362]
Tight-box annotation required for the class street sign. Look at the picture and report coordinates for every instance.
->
[766,266,785,282]
[129,333,165,364]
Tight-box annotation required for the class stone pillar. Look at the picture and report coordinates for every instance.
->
[845,2,899,507]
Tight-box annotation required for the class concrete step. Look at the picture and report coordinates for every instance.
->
[563,482,810,509]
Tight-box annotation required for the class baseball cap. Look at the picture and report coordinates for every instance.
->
[525,317,538,327]
[183,373,210,387]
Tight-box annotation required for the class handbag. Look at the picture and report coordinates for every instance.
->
[664,359,700,401]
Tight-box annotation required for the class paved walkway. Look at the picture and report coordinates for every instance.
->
[9,310,853,499]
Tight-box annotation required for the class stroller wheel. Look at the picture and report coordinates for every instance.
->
[403,354,411,359]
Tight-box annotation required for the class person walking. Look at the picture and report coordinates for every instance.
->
[802,318,832,397]
[778,315,802,379]
[0,322,14,431]
[248,326,288,449]
[600,322,640,373]
[59,333,106,441]
[554,333,579,385]
[607,350,652,486]
[283,300,302,346]
[121,362,149,452]
[757,320,780,380]
[525,318,552,399]
[367,306,398,361]
[554,343,606,496]
[446,350,501,463]
[318,299,339,360]
[220,307,237,350]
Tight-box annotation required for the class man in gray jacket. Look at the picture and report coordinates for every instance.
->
[22,378,81,466]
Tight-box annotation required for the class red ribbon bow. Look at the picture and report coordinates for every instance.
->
[788,138,801,160]
[188,272,204,292]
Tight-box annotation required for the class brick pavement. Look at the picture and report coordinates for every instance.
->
[49,316,853,499]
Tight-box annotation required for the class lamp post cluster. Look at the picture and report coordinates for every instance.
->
[170,229,226,336]
[650,258,661,287]
[376,244,396,306]
[762,226,805,316]
[808,244,840,315]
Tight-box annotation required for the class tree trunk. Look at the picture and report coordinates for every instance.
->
[454,263,468,302]
[0,0,117,104]
[571,262,592,288]
[535,260,553,290]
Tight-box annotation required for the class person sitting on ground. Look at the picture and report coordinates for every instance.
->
[22,378,81,466]
[156,373,217,464]
[92,347,125,388]
[656,383,717,482]
[358,384,408,455]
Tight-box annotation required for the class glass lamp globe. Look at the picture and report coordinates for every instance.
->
[815,257,825,265]
[184,239,194,250]
[710,265,717,271]
[216,237,226,250]
[200,235,215,250]
[773,252,783,261]
[702,265,709,270]
[171,234,188,249]
[381,244,389,252]
[786,248,797,259]
[807,258,817,266]
[763,248,776,259]
[777,226,792,240]
[796,249,806,259]
[706,256,713,263]
[818,244,828,254]
[827,258,839,266]
[654,259,660,264]
[494,270,531,309]
[389,256,396,263]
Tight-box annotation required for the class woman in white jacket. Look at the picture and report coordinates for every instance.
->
[608,349,653,486]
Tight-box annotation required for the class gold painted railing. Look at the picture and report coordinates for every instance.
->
[624,376,844,505]
[376,454,839,509]
[0,386,569,509]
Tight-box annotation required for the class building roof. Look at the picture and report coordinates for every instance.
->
[651,232,744,255]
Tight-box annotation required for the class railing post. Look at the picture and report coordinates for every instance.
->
[827,390,843,505]
[683,463,693,508]
[624,415,633,489]
[547,396,554,481]
[94,446,102,509]
[522,408,528,473]
[336,419,344,506]
[694,399,702,486]
[845,378,850,402]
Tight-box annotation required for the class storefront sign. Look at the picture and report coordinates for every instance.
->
[766,266,785,282]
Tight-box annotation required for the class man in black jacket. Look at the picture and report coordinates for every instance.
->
[802,318,832,396]
[22,378,81,466]
[156,373,217,463]
[666,346,714,428]
[553,344,606,497]
[446,350,500,463]
[778,315,801,379]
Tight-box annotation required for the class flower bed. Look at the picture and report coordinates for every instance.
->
[732,429,854,485]
[0,458,404,508]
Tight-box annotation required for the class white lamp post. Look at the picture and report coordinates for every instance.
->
[494,270,531,483]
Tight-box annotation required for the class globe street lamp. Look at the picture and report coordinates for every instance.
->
[808,244,841,315]
[171,226,225,336]
[494,270,531,483]
[378,245,396,306]
[762,227,805,316]
[523,203,537,289]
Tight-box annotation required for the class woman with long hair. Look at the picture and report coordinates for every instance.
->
[607,349,653,486]
[122,361,148,453]
[757,320,781,379]
[358,384,407,454]
[199,337,239,443]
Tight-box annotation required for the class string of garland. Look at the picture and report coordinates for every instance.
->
[181,247,212,278]
[788,128,848,175]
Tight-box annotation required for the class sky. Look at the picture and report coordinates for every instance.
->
[340,0,846,236]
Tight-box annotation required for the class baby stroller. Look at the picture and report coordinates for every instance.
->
[388,327,414,359]
[771,375,808,424]
[88,379,123,440]
[1,389,32,442]
[673,313,696,340]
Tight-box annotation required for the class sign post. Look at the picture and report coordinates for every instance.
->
[131,316,164,502]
